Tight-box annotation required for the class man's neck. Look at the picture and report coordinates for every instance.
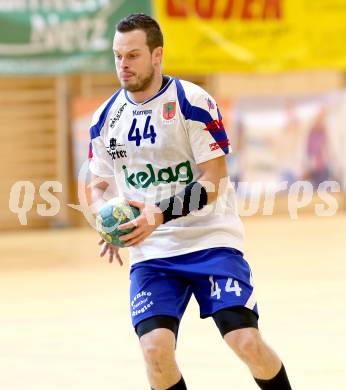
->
[128,73,163,104]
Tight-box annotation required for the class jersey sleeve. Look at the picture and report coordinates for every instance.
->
[184,89,231,165]
[88,112,114,178]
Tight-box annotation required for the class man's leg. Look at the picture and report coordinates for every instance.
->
[130,258,193,389]
[136,316,187,390]
[213,307,292,389]
[225,328,291,388]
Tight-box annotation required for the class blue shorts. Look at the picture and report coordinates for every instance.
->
[129,247,258,328]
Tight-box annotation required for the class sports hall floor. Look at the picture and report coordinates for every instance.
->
[1,215,345,389]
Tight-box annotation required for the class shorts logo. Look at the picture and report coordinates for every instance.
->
[162,101,176,124]
[209,139,230,151]
[106,137,127,160]
[131,290,154,317]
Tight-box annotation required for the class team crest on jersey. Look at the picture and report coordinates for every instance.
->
[162,101,176,124]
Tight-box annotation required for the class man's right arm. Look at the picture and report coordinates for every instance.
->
[90,174,109,213]
[89,174,124,266]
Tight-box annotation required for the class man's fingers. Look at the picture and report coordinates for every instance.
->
[99,242,123,265]
[98,238,104,245]
[115,251,123,266]
[119,227,143,242]
[125,232,147,247]
[99,242,109,257]
[108,247,114,263]
[127,199,144,209]
[118,218,139,230]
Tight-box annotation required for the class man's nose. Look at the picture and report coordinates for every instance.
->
[120,58,129,69]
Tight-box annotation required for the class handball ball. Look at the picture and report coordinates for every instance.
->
[96,197,140,247]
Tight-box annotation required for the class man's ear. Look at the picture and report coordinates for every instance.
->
[152,47,163,66]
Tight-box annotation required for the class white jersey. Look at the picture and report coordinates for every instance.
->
[89,77,244,265]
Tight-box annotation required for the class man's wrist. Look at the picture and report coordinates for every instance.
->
[155,181,208,224]
[154,206,164,226]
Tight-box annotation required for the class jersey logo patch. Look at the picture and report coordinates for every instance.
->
[162,101,176,124]
[206,97,215,111]
[204,119,225,132]
[110,103,127,128]
[122,160,193,189]
[133,109,153,116]
[209,139,230,151]
[106,137,127,160]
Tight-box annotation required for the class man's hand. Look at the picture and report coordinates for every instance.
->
[98,238,123,265]
[117,200,163,247]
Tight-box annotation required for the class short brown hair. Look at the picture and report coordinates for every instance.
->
[116,13,164,52]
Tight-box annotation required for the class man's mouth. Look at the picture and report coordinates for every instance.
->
[121,72,135,81]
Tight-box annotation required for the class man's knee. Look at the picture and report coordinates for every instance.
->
[140,328,176,367]
[225,328,264,364]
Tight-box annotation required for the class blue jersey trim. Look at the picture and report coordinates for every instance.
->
[174,78,229,155]
[124,77,174,105]
[124,89,136,105]
[89,88,123,141]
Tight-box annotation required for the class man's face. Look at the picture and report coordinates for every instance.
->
[113,29,160,93]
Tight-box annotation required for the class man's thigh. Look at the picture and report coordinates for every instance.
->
[130,262,193,335]
[191,248,259,324]
[212,306,258,337]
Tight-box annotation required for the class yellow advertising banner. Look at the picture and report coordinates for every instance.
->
[154,0,346,73]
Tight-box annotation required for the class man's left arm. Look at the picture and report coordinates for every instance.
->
[197,155,228,204]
